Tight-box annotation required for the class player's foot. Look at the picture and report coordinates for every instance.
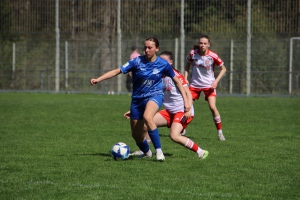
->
[130,150,144,156]
[198,150,209,159]
[181,129,186,136]
[218,132,226,141]
[137,149,152,158]
[156,151,165,161]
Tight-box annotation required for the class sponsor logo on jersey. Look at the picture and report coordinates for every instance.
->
[141,79,154,86]
[152,68,160,75]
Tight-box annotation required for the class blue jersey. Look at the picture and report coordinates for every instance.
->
[120,56,175,98]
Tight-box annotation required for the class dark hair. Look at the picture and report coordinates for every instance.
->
[199,35,210,43]
[193,44,199,50]
[131,45,137,51]
[160,51,173,60]
[145,37,159,47]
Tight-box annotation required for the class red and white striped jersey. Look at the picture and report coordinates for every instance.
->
[186,49,224,88]
[162,68,194,115]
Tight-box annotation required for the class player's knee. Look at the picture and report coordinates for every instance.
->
[143,114,152,124]
[169,133,180,142]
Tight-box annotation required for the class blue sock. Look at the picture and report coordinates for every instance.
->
[148,128,161,149]
[136,139,150,153]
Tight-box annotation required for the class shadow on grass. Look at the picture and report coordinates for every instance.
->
[159,133,196,139]
[67,152,174,162]
[72,152,111,157]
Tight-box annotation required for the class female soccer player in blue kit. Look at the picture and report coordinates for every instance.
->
[90,37,191,161]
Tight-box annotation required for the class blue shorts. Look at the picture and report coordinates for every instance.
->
[130,95,164,120]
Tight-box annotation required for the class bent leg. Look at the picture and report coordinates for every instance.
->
[131,119,150,153]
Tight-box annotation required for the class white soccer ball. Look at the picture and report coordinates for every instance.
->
[110,142,130,160]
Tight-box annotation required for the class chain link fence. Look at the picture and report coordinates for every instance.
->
[0,0,300,95]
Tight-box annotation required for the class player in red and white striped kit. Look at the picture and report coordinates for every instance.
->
[126,51,209,159]
[184,35,226,141]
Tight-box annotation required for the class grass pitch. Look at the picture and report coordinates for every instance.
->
[0,93,299,199]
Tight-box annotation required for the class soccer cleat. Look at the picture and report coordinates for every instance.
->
[156,151,165,161]
[198,150,209,159]
[218,132,226,141]
[137,149,152,158]
[129,150,144,157]
[181,129,186,136]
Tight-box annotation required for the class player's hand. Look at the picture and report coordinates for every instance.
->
[124,111,131,119]
[184,102,191,112]
[185,79,189,85]
[184,110,192,119]
[211,81,218,89]
[90,79,98,85]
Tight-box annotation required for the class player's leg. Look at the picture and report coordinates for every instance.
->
[206,91,225,141]
[169,115,208,159]
[130,123,151,156]
[185,86,201,136]
[153,110,169,128]
[130,98,153,157]
[143,96,165,161]
[131,119,152,157]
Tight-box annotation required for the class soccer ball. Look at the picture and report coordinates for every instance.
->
[110,142,130,160]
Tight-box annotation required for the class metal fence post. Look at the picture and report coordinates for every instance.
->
[65,41,69,90]
[180,0,185,74]
[12,43,16,80]
[55,0,60,92]
[246,0,251,96]
[117,0,122,94]
[230,39,234,94]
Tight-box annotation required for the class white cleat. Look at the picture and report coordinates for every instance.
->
[137,149,152,158]
[129,150,144,157]
[198,150,209,159]
[218,132,226,141]
[156,151,165,161]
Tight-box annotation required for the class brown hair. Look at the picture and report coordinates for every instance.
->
[160,51,173,60]
[145,37,159,47]
[199,35,210,43]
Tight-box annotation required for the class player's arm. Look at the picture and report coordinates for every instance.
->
[184,86,193,108]
[172,76,191,113]
[211,65,226,89]
[90,68,122,85]
[183,86,193,118]
[184,62,191,83]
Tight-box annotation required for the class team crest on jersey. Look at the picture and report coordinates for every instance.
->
[205,59,210,65]
[152,68,160,75]
[204,59,211,70]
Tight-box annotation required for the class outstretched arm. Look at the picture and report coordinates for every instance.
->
[90,68,122,85]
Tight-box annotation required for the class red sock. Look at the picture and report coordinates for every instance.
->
[185,139,199,153]
[215,122,222,130]
[214,116,222,131]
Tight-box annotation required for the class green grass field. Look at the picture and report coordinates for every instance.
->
[0,93,299,199]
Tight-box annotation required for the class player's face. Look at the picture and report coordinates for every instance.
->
[144,41,159,60]
[198,38,210,54]
[160,55,173,66]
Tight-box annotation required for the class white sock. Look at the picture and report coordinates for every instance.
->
[197,147,203,154]
[156,148,162,154]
